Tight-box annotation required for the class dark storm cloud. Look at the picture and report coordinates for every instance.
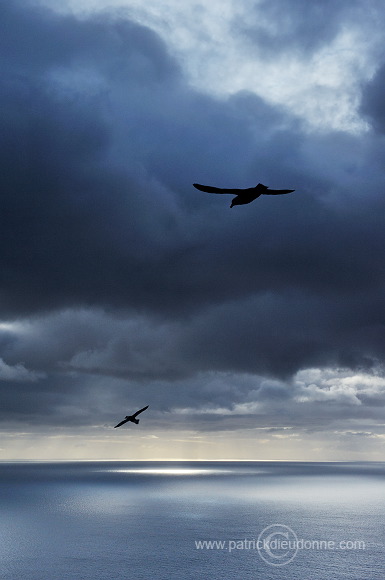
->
[0,1,297,317]
[0,0,182,316]
[360,62,385,134]
[2,1,384,322]
[1,307,385,431]
[1,0,385,435]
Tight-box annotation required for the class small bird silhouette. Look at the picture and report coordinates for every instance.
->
[114,405,149,428]
[193,183,295,207]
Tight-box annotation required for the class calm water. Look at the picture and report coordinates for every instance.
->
[0,461,384,580]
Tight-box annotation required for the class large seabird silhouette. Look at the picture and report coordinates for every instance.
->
[193,183,295,207]
[114,405,149,428]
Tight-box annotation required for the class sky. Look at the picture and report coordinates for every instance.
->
[1,0,385,460]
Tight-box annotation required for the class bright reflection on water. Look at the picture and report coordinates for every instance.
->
[106,468,231,475]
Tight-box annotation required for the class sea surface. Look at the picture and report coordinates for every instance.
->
[0,461,384,580]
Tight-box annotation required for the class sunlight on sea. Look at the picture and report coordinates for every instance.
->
[0,461,384,580]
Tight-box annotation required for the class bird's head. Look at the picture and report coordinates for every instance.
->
[230,197,242,208]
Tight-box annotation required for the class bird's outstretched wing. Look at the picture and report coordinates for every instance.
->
[114,418,129,428]
[262,188,295,195]
[193,183,242,194]
[133,405,149,418]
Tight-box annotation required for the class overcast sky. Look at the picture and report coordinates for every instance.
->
[1,0,385,460]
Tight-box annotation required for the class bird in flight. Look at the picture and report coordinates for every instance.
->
[193,183,295,207]
[114,405,149,428]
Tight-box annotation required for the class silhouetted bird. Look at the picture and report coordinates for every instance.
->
[114,405,149,428]
[193,183,295,207]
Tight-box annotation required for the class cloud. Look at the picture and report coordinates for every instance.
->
[0,358,44,382]
[1,1,385,458]
[237,0,363,55]
[360,62,385,134]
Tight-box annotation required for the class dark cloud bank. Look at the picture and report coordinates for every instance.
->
[1,0,385,432]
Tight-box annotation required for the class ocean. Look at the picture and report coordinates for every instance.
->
[0,461,384,579]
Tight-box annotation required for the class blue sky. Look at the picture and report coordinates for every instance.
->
[1,0,385,460]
